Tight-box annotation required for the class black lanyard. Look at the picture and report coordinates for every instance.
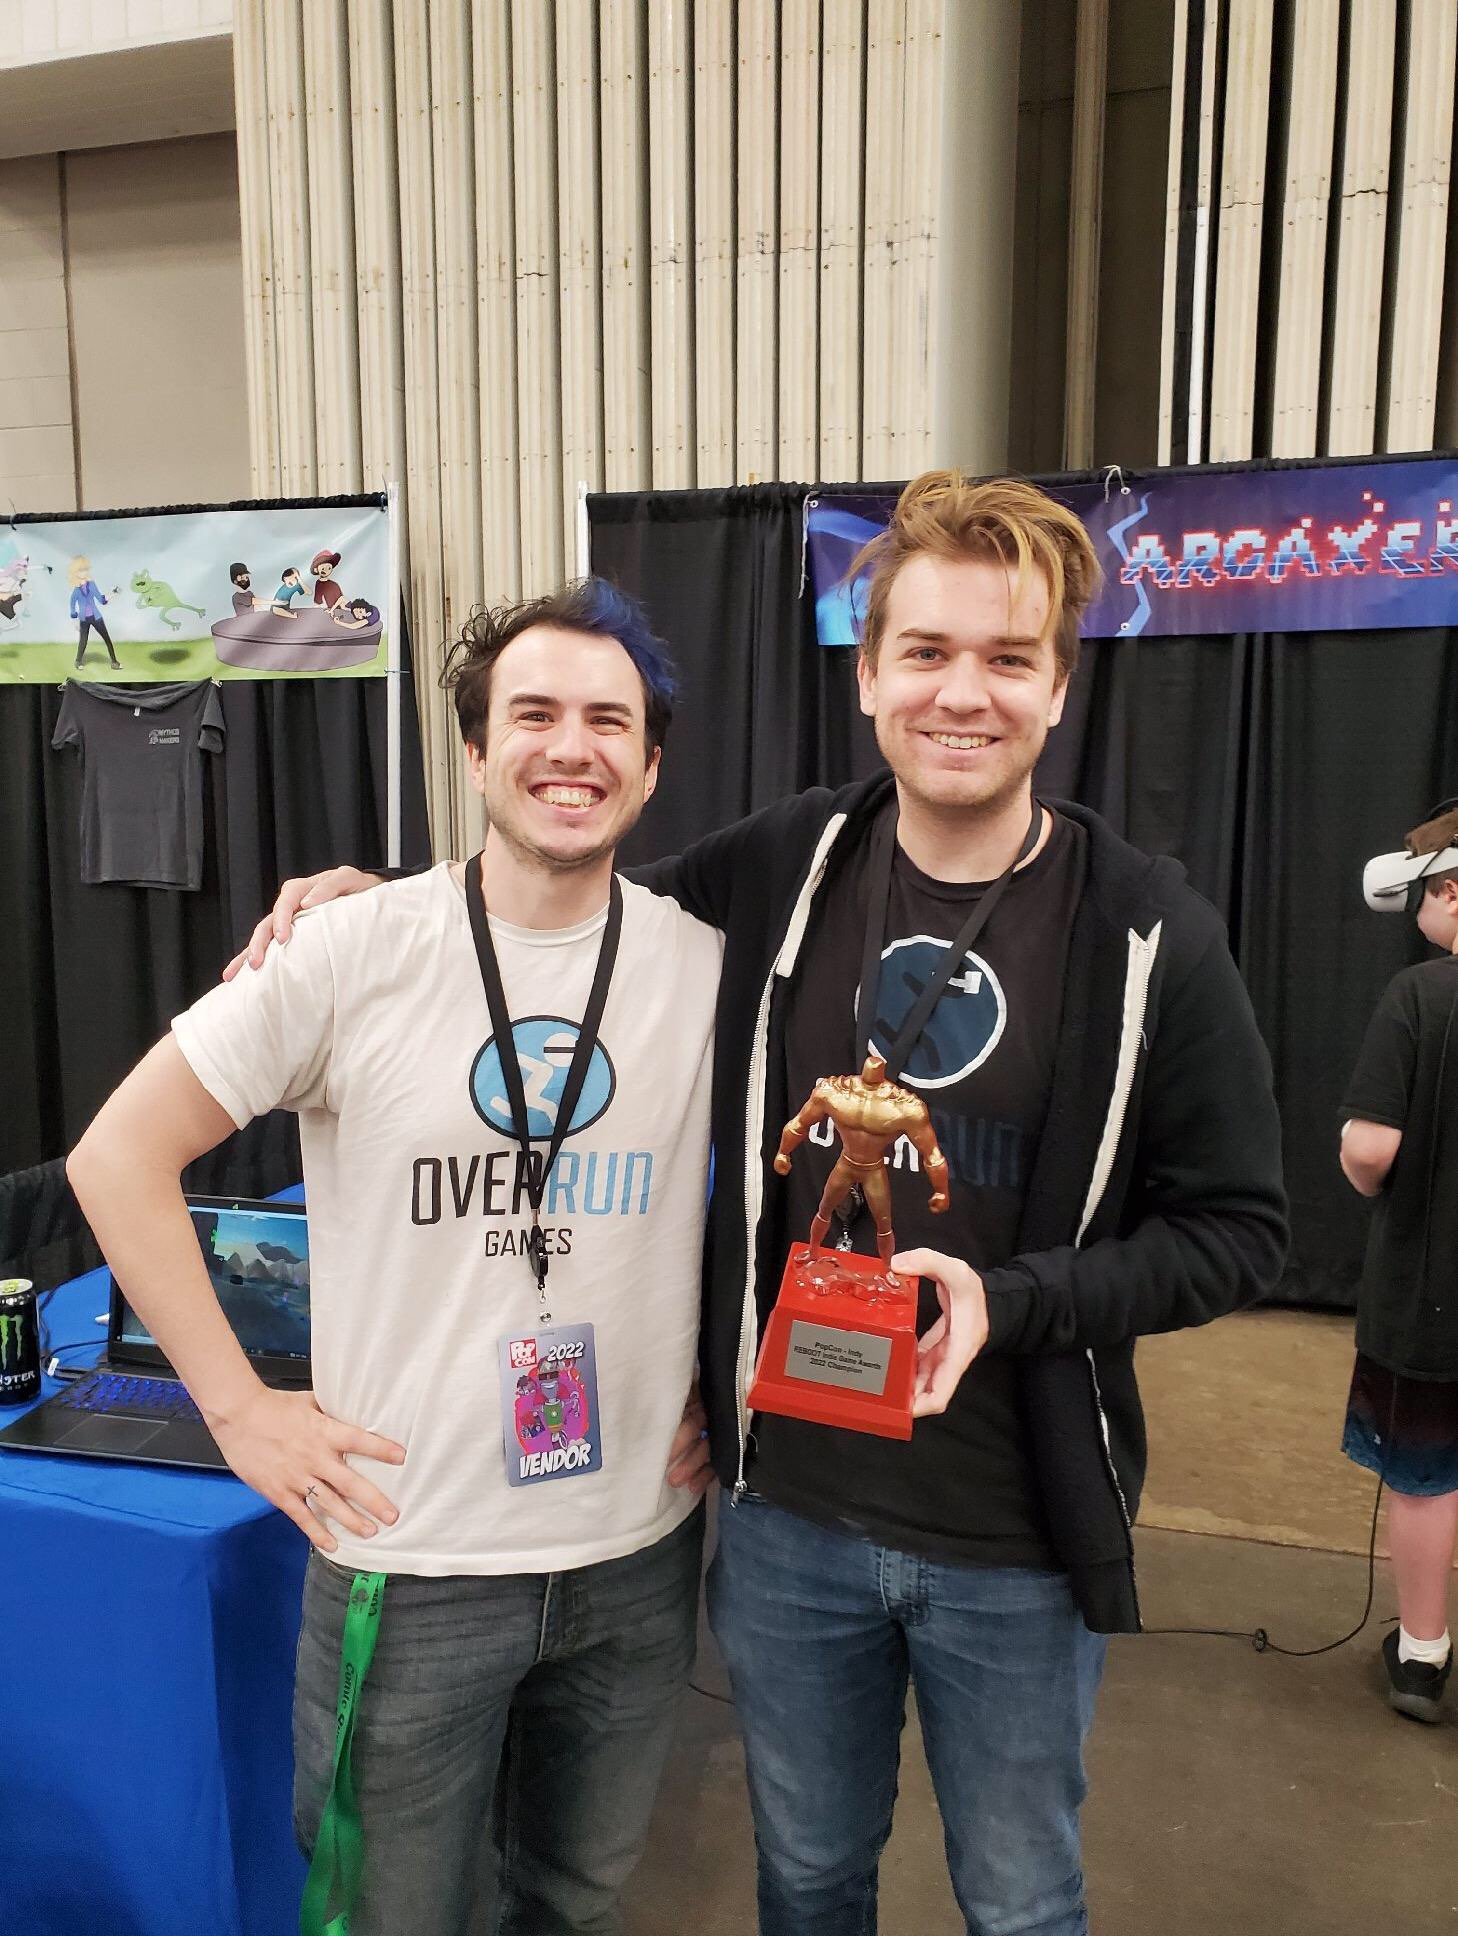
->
[464,850,623,1312]
[853,801,1043,1083]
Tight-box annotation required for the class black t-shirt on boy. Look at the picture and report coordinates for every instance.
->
[1343,954,1458,1377]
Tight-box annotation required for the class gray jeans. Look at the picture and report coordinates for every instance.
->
[292,1505,704,1936]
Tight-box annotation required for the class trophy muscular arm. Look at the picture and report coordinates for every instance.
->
[906,1117,950,1211]
[774,1088,832,1174]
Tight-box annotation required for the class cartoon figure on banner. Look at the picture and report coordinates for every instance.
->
[130,569,206,633]
[0,509,392,686]
[69,556,120,669]
[0,555,31,628]
[332,595,380,631]
[311,549,344,611]
[229,563,267,615]
[211,542,383,673]
[514,1363,592,1458]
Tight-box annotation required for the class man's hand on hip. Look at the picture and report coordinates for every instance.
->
[207,1383,407,1553]
[664,1378,714,1499]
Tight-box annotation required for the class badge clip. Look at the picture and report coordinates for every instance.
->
[527,1212,550,1322]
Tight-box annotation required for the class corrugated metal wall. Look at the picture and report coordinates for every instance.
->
[233,0,962,853]
[1159,0,1458,466]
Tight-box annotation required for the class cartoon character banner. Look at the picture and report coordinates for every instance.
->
[806,457,1458,643]
[0,498,391,682]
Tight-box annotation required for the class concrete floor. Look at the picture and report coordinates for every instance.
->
[622,1313,1458,1934]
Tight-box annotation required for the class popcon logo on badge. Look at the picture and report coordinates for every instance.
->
[507,1336,538,1371]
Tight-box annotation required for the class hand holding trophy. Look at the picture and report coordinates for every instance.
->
[750,1052,950,1438]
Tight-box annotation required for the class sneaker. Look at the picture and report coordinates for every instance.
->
[1382,1628,1452,1724]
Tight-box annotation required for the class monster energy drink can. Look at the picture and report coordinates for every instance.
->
[0,1279,40,1405]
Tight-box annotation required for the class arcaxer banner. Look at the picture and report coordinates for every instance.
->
[0,495,394,682]
[807,456,1458,644]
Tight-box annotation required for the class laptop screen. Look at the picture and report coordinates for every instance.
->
[117,1199,310,1369]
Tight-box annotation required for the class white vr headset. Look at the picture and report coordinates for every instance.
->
[1363,796,1458,912]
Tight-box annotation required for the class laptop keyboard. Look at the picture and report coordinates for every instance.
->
[54,1372,202,1425]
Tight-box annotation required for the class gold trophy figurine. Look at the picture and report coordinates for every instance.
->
[750,1051,952,1436]
[774,1052,950,1276]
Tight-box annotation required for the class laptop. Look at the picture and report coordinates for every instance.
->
[0,1195,311,1471]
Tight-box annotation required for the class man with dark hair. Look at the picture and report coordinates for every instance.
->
[228,562,258,616]
[67,578,744,1936]
[229,562,287,618]
[237,475,1287,1935]
[331,595,381,630]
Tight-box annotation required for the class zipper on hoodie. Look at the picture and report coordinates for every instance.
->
[734,815,849,1496]
[734,961,777,1497]
[1074,921,1161,1621]
[1086,1346,1141,1619]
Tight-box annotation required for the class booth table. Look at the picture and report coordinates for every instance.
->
[0,1258,309,1936]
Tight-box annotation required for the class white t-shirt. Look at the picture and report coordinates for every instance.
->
[172,863,721,1577]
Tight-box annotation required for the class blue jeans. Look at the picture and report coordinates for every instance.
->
[707,1493,1106,1936]
[293,1505,704,1936]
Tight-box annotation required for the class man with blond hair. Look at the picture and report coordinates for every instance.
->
[240,472,1287,1934]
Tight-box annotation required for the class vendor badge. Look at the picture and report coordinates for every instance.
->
[498,1323,603,1485]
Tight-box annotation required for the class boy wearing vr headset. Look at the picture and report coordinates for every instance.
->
[1341,799,1458,1721]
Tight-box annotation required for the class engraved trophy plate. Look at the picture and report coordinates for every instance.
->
[784,1321,892,1395]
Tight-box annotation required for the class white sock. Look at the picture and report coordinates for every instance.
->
[1398,1625,1451,1667]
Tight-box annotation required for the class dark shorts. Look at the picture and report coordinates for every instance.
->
[1342,1354,1458,1497]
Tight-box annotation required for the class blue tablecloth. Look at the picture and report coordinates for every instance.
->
[1,1233,310,1934]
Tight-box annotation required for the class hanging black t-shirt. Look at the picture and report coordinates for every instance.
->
[52,680,224,891]
[1342,954,1458,1378]
[751,803,1087,1567]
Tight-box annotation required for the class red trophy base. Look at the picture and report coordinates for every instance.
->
[748,1244,918,1440]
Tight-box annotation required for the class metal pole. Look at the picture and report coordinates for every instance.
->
[1208,0,1275,461]
[1062,0,1108,470]
[1327,4,1396,455]
[1270,0,1340,458]
[386,480,402,868]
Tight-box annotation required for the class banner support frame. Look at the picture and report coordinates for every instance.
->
[386,479,402,867]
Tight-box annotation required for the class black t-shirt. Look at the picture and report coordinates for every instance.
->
[52,680,224,891]
[751,804,1088,1566]
[1342,955,1458,1377]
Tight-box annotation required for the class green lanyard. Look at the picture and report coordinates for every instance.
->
[299,1571,386,1936]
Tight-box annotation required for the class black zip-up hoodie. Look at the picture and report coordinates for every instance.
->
[635,774,1288,1634]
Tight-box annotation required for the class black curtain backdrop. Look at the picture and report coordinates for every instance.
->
[591,485,882,868]
[590,484,1458,1312]
[1,669,430,1192]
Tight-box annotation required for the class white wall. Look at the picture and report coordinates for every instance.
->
[0,155,77,514]
[10,0,232,64]
[65,133,250,509]
[0,134,250,518]
[0,7,236,165]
